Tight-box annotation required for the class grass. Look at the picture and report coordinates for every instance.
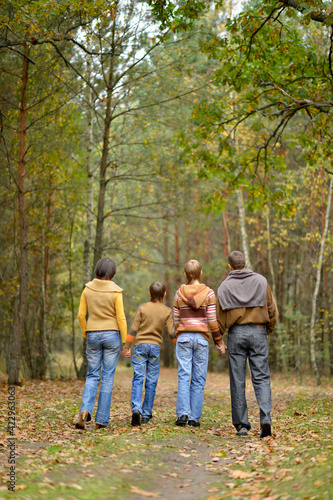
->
[0,368,332,499]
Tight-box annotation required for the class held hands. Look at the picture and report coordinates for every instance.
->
[216,339,227,355]
[121,347,131,358]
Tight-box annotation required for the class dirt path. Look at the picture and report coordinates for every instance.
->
[0,367,332,499]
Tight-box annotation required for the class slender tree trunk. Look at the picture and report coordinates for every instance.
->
[83,43,94,282]
[40,203,54,379]
[222,212,230,259]
[237,189,252,268]
[162,218,172,367]
[79,44,94,380]
[93,23,116,268]
[309,173,333,385]
[8,47,29,385]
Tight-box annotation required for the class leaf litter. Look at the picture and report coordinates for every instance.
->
[0,368,332,499]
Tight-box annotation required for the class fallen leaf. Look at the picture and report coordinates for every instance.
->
[231,470,252,479]
[208,487,219,492]
[129,485,160,497]
[67,484,83,490]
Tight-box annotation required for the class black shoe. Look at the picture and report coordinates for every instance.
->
[260,422,271,438]
[175,415,188,426]
[236,427,248,436]
[131,410,141,426]
[141,417,150,424]
[188,420,200,427]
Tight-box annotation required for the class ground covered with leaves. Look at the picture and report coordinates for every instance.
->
[0,366,332,499]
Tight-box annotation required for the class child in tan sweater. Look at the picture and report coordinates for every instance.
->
[122,282,175,426]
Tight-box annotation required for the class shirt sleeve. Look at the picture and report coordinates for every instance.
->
[266,285,278,334]
[216,297,227,336]
[124,306,141,349]
[165,310,176,339]
[114,292,127,343]
[173,293,180,331]
[78,289,88,337]
[206,291,223,344]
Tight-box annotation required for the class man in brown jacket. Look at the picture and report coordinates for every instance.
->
[216,251,278,438]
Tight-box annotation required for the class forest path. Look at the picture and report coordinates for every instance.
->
[0,367,332,499]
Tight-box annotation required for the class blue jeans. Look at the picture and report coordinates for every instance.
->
[176,333,209,422]
[131,343,161,419]
[227,324,271,431]
[80,330,121,426]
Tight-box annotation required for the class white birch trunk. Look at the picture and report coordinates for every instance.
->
[309,173,333,385]
[237,189,252,268]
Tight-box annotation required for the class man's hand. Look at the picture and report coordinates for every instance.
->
[121,347,131,358]
[216,339,227,355]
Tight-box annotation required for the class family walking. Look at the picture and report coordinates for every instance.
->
[76,251,278,438]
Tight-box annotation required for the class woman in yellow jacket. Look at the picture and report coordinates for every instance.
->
[76,257,127,430]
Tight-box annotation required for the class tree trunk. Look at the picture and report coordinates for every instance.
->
[79,44,94,380]
[93,23,116,268]
[237,189,252,268]
[309,173,333,385]
[8,47,30,386]
[83,42,94,282]
[162,218,172,367]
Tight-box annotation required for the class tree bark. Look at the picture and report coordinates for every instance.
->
[237,189,252,268]
[309,173,333,385]
[8,46,30,386]
[79,42,94,380]
[93,22,116,269]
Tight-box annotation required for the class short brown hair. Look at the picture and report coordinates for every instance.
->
[95,257,117,280]
[149,281,166,302]
[184,259,202,283]
[228,251,246,270]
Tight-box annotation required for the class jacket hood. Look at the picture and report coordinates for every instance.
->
[85,279,123,293]
[179,284,209,310]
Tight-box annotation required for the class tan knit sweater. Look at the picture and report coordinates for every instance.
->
[124,301,175,348]
[78,279,127,343]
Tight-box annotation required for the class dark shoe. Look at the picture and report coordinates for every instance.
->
[175,415,188,426]
[188,420,200,427]
[131,410,141,426]
[236,427,248,436]
[96,423,107,430]
[260,422,272,438]
[141,417,150,424]
[75,410,88,429]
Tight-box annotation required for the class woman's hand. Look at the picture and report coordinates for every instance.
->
[121,347,131,358]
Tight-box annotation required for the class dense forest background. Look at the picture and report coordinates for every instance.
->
[1,0,332,385]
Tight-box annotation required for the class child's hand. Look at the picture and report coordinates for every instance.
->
[216,340,227,355]
[121,348,131,358]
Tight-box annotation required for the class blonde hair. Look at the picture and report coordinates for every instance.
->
[184,259,202,283]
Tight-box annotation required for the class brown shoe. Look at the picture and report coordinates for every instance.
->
[75,410,88,429]
[96,423,107,430]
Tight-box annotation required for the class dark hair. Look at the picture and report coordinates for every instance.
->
[95,257,117,280]
[184,259,202,283]
[228,251,246,270]
[149,281,166,302]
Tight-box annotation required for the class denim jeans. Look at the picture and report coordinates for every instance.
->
[80,330,121,426]
[131,343,161,419]
[176,333,209,422]
[227,324,271,431]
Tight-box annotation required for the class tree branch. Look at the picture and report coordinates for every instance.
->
[278,0,333,24]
